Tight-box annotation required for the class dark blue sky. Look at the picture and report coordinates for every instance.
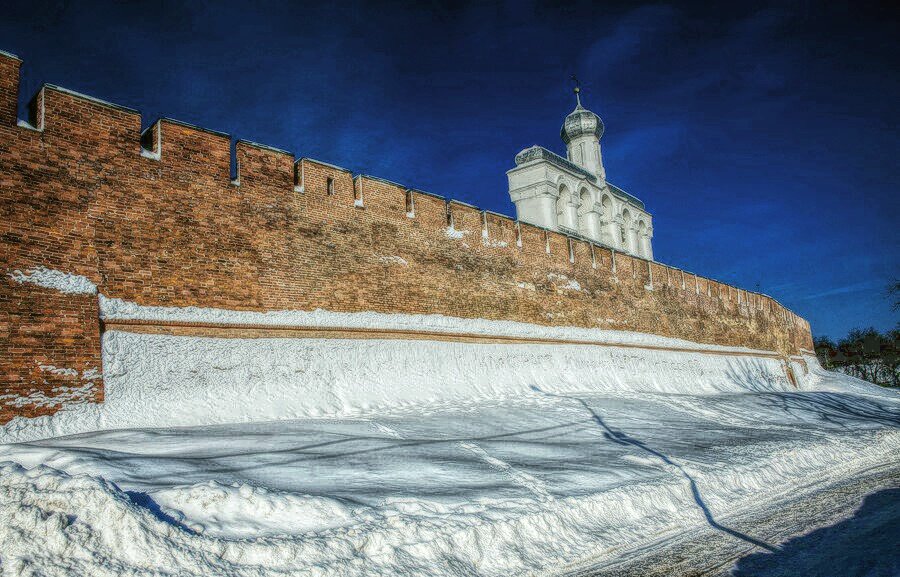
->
[2,1,897,339]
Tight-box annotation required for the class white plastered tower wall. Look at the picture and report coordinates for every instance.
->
[505,161,559,230]
[566,134,605,180]
[560,89,606,181]
[507,90,654,260]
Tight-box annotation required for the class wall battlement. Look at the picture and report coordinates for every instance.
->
[0,51,813,424]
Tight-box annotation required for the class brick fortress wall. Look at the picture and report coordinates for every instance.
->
[0,52,814,423]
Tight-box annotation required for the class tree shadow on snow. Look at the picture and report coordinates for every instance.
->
[67,418,598,482]
[724,366,900,430]
[754,392,900,430]
[529,385,778,553]
[730,487,900,577]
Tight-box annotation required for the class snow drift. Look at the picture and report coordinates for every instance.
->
[4,329,798,443]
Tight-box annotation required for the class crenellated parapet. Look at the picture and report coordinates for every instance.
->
[0,50,813,424]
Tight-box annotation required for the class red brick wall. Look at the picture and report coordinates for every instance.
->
[0,286,102,422]
[0,53,18,127]
[0,52,815,423]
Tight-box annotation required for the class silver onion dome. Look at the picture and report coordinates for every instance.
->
[560,88,604,145]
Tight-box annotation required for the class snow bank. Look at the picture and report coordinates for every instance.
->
[797,355,900,400]
[1,328,797,442]
[150,481,356,538]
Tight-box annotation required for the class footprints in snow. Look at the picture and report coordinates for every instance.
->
[369,420,550,500]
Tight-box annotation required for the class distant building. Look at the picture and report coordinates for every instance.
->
[507,89,653,260]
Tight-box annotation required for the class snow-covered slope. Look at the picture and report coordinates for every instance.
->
[1,303,898,577]
[2,298,804,443]
[2,329,797,443]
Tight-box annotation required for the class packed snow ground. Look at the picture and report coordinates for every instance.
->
[1,355,898,575]
[567,466,900,577]
[0,297,898,575]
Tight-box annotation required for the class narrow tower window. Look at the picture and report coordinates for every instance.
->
[326,177,334,195]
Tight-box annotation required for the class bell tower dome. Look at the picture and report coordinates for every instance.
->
[561,86,606,180]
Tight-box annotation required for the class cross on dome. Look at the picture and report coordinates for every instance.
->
[571,75,583,109]
[561,80,604,145]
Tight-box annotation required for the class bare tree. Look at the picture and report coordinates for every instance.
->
[817,328,899,387]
